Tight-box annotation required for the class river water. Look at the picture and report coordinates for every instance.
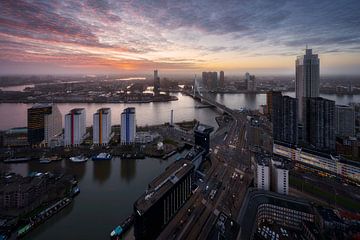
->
[1,92,360,239]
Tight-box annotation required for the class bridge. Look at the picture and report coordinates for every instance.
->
[185,76,235,117]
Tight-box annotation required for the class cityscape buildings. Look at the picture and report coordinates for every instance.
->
[121,107,136,145]
[245,72,256,92]
[269,91,298,145]
[153,70,160,93]
[27,104,62,147]
[271,156,289,195]
[303,97,335,151]
[219,70,224,88]
[255,155,270,191]
[194,123,214,155]
[335,105,355,137]
[201,71,218,90]
[133,160,194,240]
[64,108,86,147]
[295,48,320,123]
[93,108,112,146]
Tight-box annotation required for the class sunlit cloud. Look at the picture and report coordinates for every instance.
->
[0,0,359,75]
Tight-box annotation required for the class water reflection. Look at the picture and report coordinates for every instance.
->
[64,160,86,181]
[120,159,136,182]
[93,160,111,184]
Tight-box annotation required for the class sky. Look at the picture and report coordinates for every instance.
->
[0,0,360,76]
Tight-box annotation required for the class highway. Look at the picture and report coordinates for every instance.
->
[158,91,253,240]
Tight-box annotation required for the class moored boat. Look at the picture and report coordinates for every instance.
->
[69,155,88,163]
[92,153,112,161]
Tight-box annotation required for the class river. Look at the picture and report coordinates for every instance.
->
[0,92,360,239]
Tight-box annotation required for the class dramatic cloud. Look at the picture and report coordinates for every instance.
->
[0,0,359,74]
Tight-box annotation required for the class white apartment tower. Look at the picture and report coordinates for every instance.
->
[121,107,136,144]
[295,48,320,123]
[271,158,289,195]
[93,108,112,145]
[256,157,270,191]
[64,108,86,147]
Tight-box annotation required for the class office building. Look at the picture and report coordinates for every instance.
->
[245,72,256,92]
[134,160,194,240]
[202,71,218,90]
[274,141,360,182]
[255,155,270,191]
[27,104,62,147]
[335,105,355,137]
[303,97,335,151]
[295,48,320,123]
[270,92,298,145]
[238,189,317,240]
[154,70,160,93]
[64,108,86,147]
[194,123,214,155]
[271,156,289,195]
[266,91,282,120]
[219,70,225,88]
[121,107,136,144]
[93,108,112,146]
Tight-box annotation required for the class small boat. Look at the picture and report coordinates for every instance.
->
[4,157,31,163]
[92,153,112,161]
[69,155,88,163]
[39,158,51,164]
[110,226,123,239]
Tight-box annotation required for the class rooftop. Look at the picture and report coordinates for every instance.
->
[194,123,214,134]
[30,103,53,109]
[134,160,194,213]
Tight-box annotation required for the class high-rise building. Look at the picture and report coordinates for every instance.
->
[201,71,218,90]
[153,70,160,93]
[266,91,282,120]
[269,92,298,145]
[255,155,270,191]
[245,72,256,92]
[93,108,111,146]
[27,104,62,147]
[303,97,335,151]
[271,156,289,195]
[64,108,86,147]
[219,70,224,88]
[134,160,194,240]
[121,107,136,144]
[335,105,355,137]
[295,48,320,123]
[194,123,214,155]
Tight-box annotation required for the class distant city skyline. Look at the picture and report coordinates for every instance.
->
[0,0,360,75]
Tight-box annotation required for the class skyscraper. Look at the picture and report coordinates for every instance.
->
[201,71,218,90]
[153,70,160,94]
[93,108,112,146]
[64,108,86,147]
[295,48,320,122]
[303,97,335,151]
[335,105,355,137]
[194,123,214,155]
[245,72,256,92]
[121,107,136,144]
[27,104,62,147]
[269,92,298,145]
[219,70,224,88]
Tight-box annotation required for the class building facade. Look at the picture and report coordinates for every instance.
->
[121,107,136,144]
[219,70,225,88]
[93,108,111,145]
[134,160,194,240]
[64,108,86,147]
[194,123,214,155]
[271,157,289,195]
[27,104,62,147]
[270,92,298,145]
[303,97,335,151]
[274,141,360,182]
[295,49,320,123]
[154,70,160,93]
[255,155,270,191]
[245,72,256,92]
[335,105,355,137]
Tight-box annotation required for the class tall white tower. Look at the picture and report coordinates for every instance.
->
[93,108,112,145]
